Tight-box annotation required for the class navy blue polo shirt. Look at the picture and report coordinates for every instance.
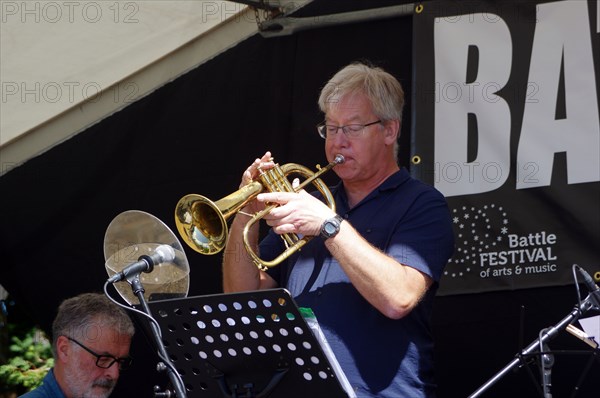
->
[261,168,454,398]
[20,369,66,398]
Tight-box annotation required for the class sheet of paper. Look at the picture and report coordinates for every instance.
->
[578,315,600,345]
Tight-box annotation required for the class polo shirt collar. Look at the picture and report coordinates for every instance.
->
[332,167,410,211]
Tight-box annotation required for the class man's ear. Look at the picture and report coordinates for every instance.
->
[383,120,400,145]
[55,335,71,363]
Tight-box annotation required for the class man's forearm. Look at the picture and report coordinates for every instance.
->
[222,215,276,292]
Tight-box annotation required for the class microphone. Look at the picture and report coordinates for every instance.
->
[108,245,176,283]
[575,264,600,309]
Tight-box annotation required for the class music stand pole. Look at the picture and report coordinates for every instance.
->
[468,295,596,398]
[129,277,187,398]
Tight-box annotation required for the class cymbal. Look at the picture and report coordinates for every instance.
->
[104,210,190,305]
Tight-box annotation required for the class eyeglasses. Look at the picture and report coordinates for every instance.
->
[317,120,381,139]
[67,337,132,370]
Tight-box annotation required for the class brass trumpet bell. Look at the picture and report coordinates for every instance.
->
[174,155,344,269]
[175,180,263,255]
[174,195,226,255]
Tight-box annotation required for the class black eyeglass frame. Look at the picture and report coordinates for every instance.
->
[66,336,132,370]
[316,120,382,139]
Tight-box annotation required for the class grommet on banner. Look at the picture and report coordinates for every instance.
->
[415,4,424,14]
[594,271,600,282]
[411,155,422,165]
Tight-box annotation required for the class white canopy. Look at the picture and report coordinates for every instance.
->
[0,1,309,175]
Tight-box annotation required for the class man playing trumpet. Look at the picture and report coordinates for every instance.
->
[222,62,454,398]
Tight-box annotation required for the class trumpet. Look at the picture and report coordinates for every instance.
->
[174,154,344,270]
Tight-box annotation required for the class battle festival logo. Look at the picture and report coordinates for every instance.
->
[444,203,558,283]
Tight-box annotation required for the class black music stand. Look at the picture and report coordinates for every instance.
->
[146,288,351,398]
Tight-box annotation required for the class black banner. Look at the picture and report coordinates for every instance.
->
[412,0,600,295]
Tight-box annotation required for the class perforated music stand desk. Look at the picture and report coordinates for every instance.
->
[147,288,350,398]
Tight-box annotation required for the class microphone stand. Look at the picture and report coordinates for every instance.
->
[128,276,187,398]
[539,335,554,398]
[468,294,596,398]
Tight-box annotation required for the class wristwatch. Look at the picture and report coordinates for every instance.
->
[320,214,343,240]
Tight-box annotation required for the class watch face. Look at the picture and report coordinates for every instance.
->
[321,216,341,239]
[325,222,337,234]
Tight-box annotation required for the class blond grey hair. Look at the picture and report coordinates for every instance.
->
[318,62,404,122]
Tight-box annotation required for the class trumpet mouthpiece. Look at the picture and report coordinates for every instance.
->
[334,154,345,164]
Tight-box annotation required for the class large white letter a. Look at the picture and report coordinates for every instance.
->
[517,1,600,189]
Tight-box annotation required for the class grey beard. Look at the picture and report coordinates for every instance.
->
[64,368,116,398]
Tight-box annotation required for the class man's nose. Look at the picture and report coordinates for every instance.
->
[104,364,120,379]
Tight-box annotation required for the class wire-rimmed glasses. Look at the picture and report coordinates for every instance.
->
[317,120,381,139]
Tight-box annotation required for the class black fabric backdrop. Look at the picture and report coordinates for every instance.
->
[1,1,597,397]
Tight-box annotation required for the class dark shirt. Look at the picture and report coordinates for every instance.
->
[262,168,455,397]
[19,369,66,398]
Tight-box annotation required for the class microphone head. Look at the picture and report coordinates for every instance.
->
[155,244,176,263]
